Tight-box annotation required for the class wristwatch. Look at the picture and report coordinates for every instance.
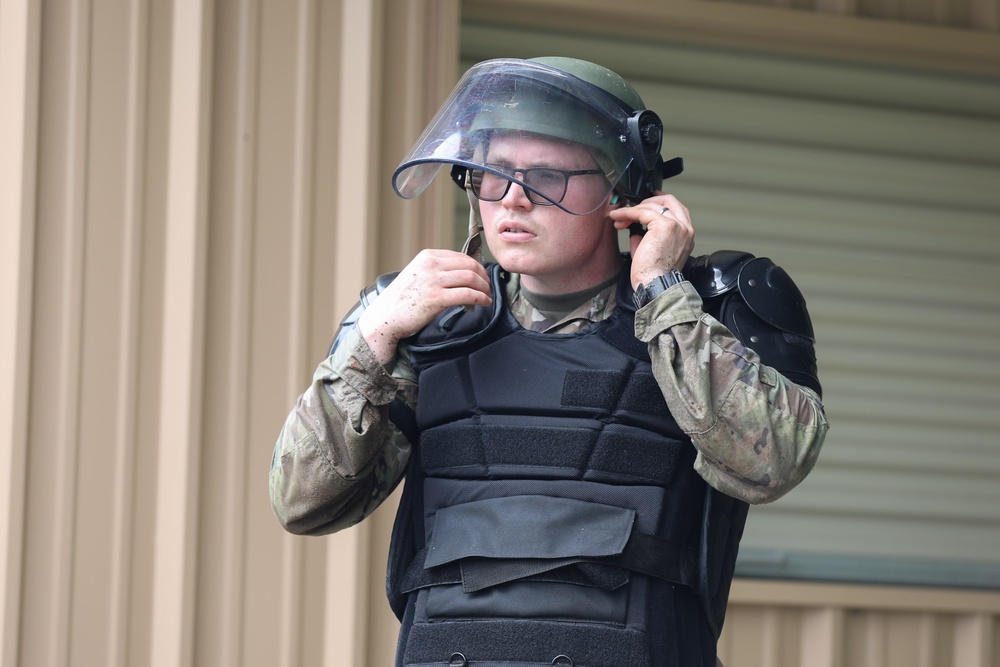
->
[633,269,687,309]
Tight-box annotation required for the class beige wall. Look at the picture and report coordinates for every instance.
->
[1,1,458,665]
[723,580,1000,667]
[1,1,998,666]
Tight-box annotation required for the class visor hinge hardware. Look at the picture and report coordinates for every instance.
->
[552,656,574,667]
[642,123,661,146]
[448,652,468,667]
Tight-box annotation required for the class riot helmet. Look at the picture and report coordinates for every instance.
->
[392,57,682,216]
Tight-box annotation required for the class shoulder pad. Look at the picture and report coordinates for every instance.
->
[361,271,399,308]
[685,251,813,341]
[738,258,814,341]
[327,271,399,357]
[684,250,755,297]
[687,251,821,395]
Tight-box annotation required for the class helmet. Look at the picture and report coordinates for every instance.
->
[392,57,682,215]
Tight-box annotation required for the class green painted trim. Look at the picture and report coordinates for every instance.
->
[737,548,1000,590]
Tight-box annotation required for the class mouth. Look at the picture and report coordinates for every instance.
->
[497,224,536,241]
[494,218,533,233]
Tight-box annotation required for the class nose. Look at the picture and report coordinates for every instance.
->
[501,178,534,210]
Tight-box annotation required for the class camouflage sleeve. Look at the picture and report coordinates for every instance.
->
[269,326,416,535]
[634,281,828,504]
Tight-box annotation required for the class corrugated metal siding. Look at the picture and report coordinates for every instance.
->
[0,1,459,666]
[723,579,1000,667]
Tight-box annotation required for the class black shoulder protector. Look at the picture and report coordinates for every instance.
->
[327,271,399,357]
[685,250,822,397]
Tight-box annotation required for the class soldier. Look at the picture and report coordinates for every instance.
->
[270,56,828,667]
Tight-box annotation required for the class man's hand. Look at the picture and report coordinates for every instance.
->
[609,193,694,290]
[357,249,492,365]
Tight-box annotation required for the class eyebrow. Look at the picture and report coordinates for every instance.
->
[483,144,591,171]
[484,159,596,172]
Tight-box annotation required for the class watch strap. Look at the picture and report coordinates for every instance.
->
[633,269,686,309]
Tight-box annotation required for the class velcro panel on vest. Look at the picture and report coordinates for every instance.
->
[403,619,651,667]
[588,423,685,484]
[419,420,685,485]
[400,549,630,596]
[427,580,629,624]
[425,495,635,568]
[559,369,630,411]
[419,419,598,476]
[563,369,649,412]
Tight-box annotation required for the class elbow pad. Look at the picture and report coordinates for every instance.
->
[685,251,822,397]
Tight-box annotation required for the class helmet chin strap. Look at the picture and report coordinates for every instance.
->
[461,182,484,263]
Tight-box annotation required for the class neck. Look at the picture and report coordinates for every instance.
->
[520,271,620,318]
[519,251,624,296]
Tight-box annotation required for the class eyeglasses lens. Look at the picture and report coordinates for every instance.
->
[470,167,566,205]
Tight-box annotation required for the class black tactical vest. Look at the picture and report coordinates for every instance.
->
[383,264,756,667]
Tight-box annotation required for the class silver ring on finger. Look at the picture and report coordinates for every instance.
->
[659,206,670,216]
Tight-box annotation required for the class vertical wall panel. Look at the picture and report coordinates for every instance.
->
[126,2,173,663]
[105,0,149,663]
[72,0,142,663]
[21,1,87,666]
[0,0,39,665]
[196,0,259,665]
[800,608,846,667]
[150,0,213,666]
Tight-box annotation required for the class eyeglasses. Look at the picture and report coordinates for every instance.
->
[468,163,605,206]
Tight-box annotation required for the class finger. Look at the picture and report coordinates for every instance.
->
[611,205,672,228]
[405,253,491,293]
[456,286,493,307]
[413,247,487,271]
[434,266,491,289]
[447,280,493,307]
[652,194,691,222]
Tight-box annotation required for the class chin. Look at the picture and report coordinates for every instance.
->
[488,247,541,275]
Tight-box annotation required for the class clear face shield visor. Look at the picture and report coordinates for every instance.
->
[392,59,649,216]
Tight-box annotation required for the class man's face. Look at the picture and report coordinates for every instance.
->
[478,132,622,294]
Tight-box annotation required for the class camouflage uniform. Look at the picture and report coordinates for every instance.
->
[270,269,827,535]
